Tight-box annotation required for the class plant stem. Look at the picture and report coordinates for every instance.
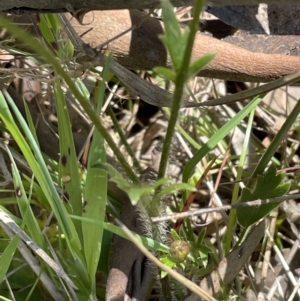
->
[158,0,204,179]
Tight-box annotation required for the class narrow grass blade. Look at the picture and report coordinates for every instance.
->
[224,108,255,254]
[0,235,19,283]
[6,146,44,248]
[72,215,169,253]
[53,81,83,241]
[82,57,110,284]
[0,91,82,257]
[183,95,264,183]
[250,99,300,178]
[24,100,39,146]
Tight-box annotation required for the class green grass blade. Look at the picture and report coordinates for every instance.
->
[53,81,83,241]
[187,53,216,79]
[0,90,82,254]
[183,95,264,183]
[23,100,39,146]
[224,108,255,254]
[82,58,110,285]
[160,0,185,71]
[250,99,300,177]
[6,147,44,248]
[0,234,19,283]
[0,15,137,183]
[37,14,74,59]
[72,215,169,253]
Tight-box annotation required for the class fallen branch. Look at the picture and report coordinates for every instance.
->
[8,10,300,83]
[58,13,300,108]
[2,0,300,13]
[67,10,300,82]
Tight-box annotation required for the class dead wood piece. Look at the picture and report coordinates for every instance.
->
[68,10,300,82]
[1,0,194,13]
[224,31,300,56]
[1,0,300,14]
[59,11,300,108]
[208,5,300,35]
[6,10,300,84]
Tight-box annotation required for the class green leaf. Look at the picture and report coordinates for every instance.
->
[198,248,208,268]
[54,81,83,240]
[99,163,130,187]
[24,100,39,146]
[7,149,44,248]
[160,0,181,39]
[37,14,73,59]
[152,182,196,203]
[196,228,206,247]
[237,164,290,227]
[160,0,188,70]
[183,95,264,184]
[170,228,181,241]
[153,66,176,82]
[71,215,169,253]
[160,255,176,278]
[82,57,110,284]
[0,234,19,284]
[198,244,213,255]
[46,13,60,33]
[101,163,170,205]
[37,14,56,50]
[187,53,216,79]
[126,181,168,205]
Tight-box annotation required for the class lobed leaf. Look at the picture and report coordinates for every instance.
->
[237,164,290,227]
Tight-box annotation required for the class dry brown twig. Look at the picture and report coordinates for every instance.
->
[152,194,300,223]
[267,239,300,299]
[257,210,278,301]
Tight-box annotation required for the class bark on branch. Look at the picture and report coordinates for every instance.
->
[69,10,300,82]
[2,0,300,13]
[8,10,300,83]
